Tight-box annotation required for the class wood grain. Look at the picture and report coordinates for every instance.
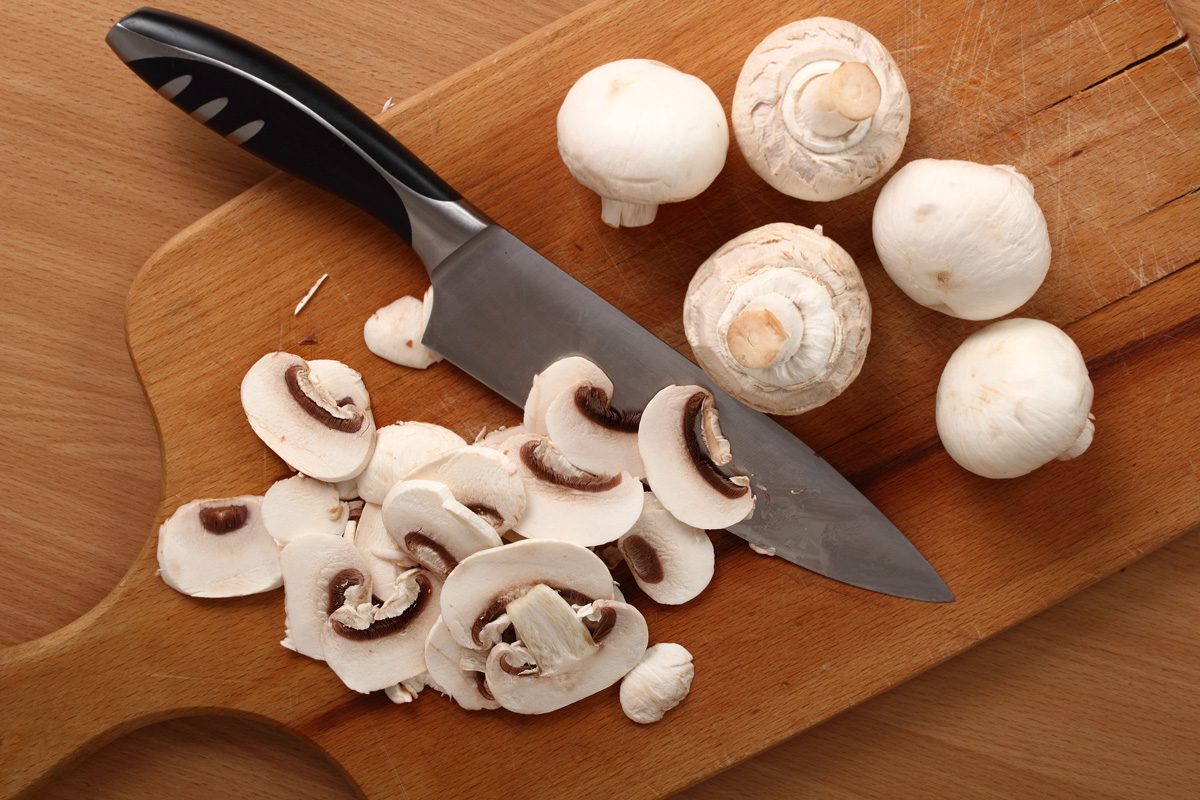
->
[2,0,1198,798]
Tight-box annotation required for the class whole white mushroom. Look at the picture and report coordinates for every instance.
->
[936,318,1095,479]
[872,159,1051,320]
[557,59,729,227]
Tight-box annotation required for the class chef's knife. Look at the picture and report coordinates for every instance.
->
[107,8,952,602]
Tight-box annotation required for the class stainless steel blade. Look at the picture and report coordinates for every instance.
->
[423,226,952,602]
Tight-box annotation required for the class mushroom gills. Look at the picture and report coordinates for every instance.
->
[381,479,502,578]
[617,492,714,605]
[279,533,368,660]
[424,617,500,710]
[545,381,645,478]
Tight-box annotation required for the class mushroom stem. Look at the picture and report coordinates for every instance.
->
[821,62,881,121]
[725,294,805,370]
[600,197,658,227]
[505,584,596,675]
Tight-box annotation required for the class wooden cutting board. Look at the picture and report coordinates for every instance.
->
[3,0,1199,797]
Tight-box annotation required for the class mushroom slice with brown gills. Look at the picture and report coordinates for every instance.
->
[322,567,443,694]
[424,617,500,711]
[157,496,281,598]
[522,356,612,435]
[261,474,349,545]
[279,533,367,660]
[405,445,526,534]
[544,375,645,478]
[617,492,714,604]
[354,421,466,504]
[381,479,502,578]
[352,501,417,591]
[639,385,755,529]
[307,358,374,426]
[241,352,376,483]
[498,433,644,546]
[440,539,615,650]
[485,585,649,714]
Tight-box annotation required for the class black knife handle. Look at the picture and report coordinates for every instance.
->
[106,7,488,270]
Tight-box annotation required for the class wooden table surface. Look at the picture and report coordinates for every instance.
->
[2,1,1197,798]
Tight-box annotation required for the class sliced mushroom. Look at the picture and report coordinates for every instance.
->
[384,672,440,705]
[261,474,349,544]
[544,378,645,478]
[351,501,417,592]
[307,358,374,426]
[355,421,467,504]
[523,356,612,435]
[499,433,644,546]
[424,617,500,711]
[157,496,280,598]
[638,385,754,529]
[381,479,502,578]
[617,492,714,604]
[241,352,376,482]
[440,539,615,650]
[620,642,695,724]
[279,533,366,660]
[363,287,443,369]
[485,588,649,714]
[473,424,527,450]
[322,567,442,693]
[405,445,526,534]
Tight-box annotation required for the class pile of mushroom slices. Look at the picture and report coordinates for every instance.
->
[158,352,758,722]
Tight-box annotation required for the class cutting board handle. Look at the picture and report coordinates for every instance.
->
[106,7,490,270]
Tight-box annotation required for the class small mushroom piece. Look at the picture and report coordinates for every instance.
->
[619,643,695,724]
[384,672,440,705]
[485,587,649,715]
[355,421,467,505]
[638,385,754,529]
[157,496,280,598]
[261,474,349,545]
[322,567,442,693]
[474,424,527,450]
[307,358,374,425]
[684,223,871,414]
[405,445,527,534]
[936,318,1095,478]
[733,17,910,201]
[424,617,500,711]
[440,539,615,649]
[523,356,612,436]
[381,480,502,578]
[499,434,644,546]
[241,352,376,483]
[872,159,1051,320]
[557,59,729,227]
[543,365,645,477]
[279,533,367,660]
[351,501,417,591]
[363,287,443,369]
[617,493,714,605]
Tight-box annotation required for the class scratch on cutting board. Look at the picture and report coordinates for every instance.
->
[379,741,412,800]
[1128,73,1184,147]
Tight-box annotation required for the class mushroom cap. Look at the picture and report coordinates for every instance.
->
[157,496,281,598]
[524,356,613,436]
[557,59,728,206]
[619,642,695,724]
[440,539,615,649]
[307,359,374,426]
[355,421,467,505]
[544,380,645,478]
[499,433,645,546]
[261,474,349,544]
[732,17,910,201]
[381,479,502,577]
[638,385,755,529]
[405,445,527,534]
[936,318,1094,479]
[363,287,443,369]
[424,617,500,711]
[872,159,1051,320]
[351,501,416,591]
[279,532,367,660]
[684,222,871,415]
[241,352,376,482]
[485,598,649,714]
[322,568,442,693]
[617,493,714,605]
